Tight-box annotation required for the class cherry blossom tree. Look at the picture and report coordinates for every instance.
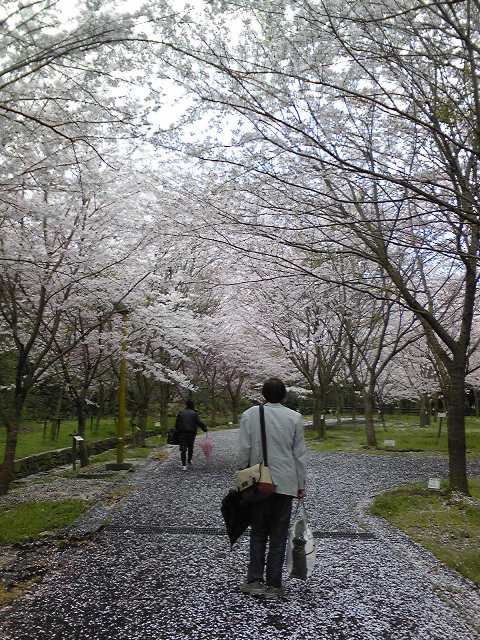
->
[332,275,420,446]
[156,0,480,493]
[379,340,444,425]
[0,155,155,493]
[245,278,345,438]
[124,281,202,443]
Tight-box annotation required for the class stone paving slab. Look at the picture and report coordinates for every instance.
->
[0,430,479,639]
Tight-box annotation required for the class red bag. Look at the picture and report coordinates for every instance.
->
[199,433,214,459]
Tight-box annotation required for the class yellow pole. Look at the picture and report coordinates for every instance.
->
[117,311,128,465]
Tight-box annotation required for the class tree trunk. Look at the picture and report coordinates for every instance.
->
[378,405,387,431]
[230,397,239,425]
[446,367,469,494]
[76,401,89,467]
[419,394,431,427]
[363,388,377,448]
[312,391,325,439]
[335,386,343,425]
[129,412,137,439]
[210,391,217,429]
[77,402,87,437]
[137,411,148,447]
[50,383,65,440]
[0,389,27,495]
[95,383,105,433]
[432,394,438,423]
[225,378,243,426]
[0,419,20,495]
[108,384,117,417]
[159,383,170,433]
[351,390,357,422]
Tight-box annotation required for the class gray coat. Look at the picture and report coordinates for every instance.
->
[238,403,307,497]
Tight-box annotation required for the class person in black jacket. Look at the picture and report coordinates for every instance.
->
[175,400,208,469]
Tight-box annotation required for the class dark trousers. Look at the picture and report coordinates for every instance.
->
[179,433,195,465]
[247,494,293,588]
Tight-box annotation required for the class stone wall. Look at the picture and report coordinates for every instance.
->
[13,430,161,479]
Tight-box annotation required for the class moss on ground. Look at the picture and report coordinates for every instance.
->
[0,500,89,544]
[370,479,480,585]
[0,578,42,606]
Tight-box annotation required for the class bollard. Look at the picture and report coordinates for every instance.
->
[72,434,84,471]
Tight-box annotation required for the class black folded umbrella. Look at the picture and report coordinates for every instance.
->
[221,489,251,547]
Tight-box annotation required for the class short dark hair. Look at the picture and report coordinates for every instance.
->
[262,378,286,403]
[186,399,195,410]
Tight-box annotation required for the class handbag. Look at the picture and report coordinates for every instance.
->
[237,405,275,503]
[167,428,179,445]
[286,501,316,580]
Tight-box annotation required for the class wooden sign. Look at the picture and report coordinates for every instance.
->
[428,478,441,490]
[384,439,395,448]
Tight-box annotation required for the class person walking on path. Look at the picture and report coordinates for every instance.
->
[175,400,208,470]
[238,377,307,601]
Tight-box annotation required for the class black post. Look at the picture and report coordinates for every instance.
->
[437,416,444,440]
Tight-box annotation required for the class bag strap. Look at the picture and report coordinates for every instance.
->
[259,405,268,466]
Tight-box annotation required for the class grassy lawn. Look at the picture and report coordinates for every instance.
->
[370,479,480,585]
[0,499,89,544]
[0,412,236,462]
[0,418,172,460]
[306,415,480,457]
[87,435,166,464]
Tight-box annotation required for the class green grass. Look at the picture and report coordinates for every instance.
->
[0,499,89,544]
[0,410,235,462]
[0,418,171,460]
[306,414,480,457]
[88,435,165,464]
[370,479,480,585]
[0,418,118,459]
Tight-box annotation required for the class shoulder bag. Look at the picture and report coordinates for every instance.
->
[236,405,275,503]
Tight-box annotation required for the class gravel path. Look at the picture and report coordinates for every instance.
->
[1,429,479,640]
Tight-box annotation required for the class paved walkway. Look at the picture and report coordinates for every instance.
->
[1,430,479,640]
